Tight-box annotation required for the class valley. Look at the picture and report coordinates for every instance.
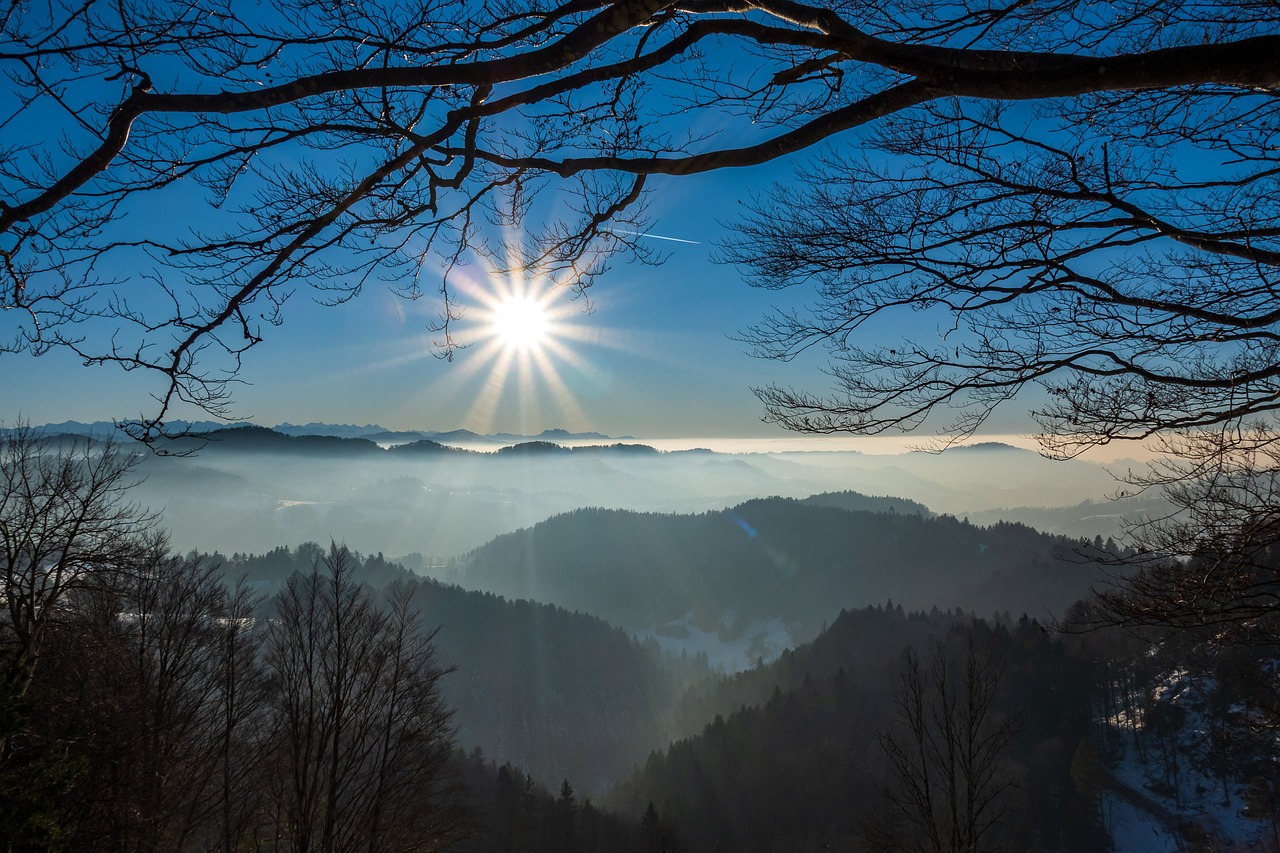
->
[5,423,1272,851]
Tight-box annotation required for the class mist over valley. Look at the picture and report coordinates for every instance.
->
[97,422,1152,562]
[13,421,1263,850]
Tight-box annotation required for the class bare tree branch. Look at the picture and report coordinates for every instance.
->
[0,0,1276,439]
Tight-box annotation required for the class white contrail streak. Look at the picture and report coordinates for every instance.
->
[610,228,701,245]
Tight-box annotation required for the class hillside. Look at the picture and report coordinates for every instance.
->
[453,498,1112,661]
[216,546,700,791]
[606,609,1103,852]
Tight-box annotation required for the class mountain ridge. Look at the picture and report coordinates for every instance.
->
[17,419,632,446]
[452,497,1113,667]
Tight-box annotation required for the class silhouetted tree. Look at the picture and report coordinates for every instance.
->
[0,2,1273,441]
[1092,427,1280,648]
[266,544,465,852]
[640,802,662,853]
[0,425,154,703]
[867,640,1020,852]
[47,545,271,850]
[0,424,157,849]
[556,780,578,853]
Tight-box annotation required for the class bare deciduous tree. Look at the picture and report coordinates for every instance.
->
[0,1,1275,440]
[25,538,464,851]
[1082,426,1280,669]
[0,429,464,849]
[728,77,1280,456]
[55,547,270,851]
[0,424,154,701]
[868,639,1020,853]
[266,543,465,852]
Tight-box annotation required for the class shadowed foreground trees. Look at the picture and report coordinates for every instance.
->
[33,542,467,851]
[0,427,463,851]
[0,426,153,703]
[268,545,465,852]
[0,426,155,845]
[609,612,1104,852]
[1071,425,1280,707]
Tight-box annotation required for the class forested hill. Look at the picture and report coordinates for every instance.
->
[801,489,932,517]
[214,546,700,791]
[452,497,1111,645]
[668,603,973,739]
[606,608,1103,852]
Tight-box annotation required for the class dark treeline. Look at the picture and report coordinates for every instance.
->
[669,603,974,739]
[452,751,647,853]
[439,607,1113,853]
[3,541,466,851]
[606,608,1107,852]
[802,490,933,518]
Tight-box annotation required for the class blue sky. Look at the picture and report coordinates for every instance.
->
[0,6,885,440]
[0,7,1055,443]
[2,166,827,438]
[2,161,1048,440]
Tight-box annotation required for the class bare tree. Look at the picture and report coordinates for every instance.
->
[265,543,465,853]
[49,546,271,852]
[867,639,1020,853]
[0,424,154,702]
[1087,426,1280,642]
[210,579,273,853]
[0,424,466,849]
[728,77,1280,456]
[1068,425,1280,738]
[0,0,1275,439]
[0,427,154,848]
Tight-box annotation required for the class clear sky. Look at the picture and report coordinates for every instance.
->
[2,160,1049,440]
[1,7,1056,444]
[5,168,810,437]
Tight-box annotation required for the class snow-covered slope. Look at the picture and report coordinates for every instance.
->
[1101,668,1278,851]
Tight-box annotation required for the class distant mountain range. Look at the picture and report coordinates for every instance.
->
[135,425,657,457]
[22,419,1150,566]
[22,419,631,446]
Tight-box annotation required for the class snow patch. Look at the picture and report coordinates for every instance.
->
[635,612,794,673]
[1104,668,1277,852]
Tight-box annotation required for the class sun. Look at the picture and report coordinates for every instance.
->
[491,295,550,352]
[421,263,630,435]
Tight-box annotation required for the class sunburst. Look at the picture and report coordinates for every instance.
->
[434,267,610,433]
[490,295,550,352]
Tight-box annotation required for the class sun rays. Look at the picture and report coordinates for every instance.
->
[338,236,650,436]
[442,269,607,433]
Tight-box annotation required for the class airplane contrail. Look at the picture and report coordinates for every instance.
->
[610,228,701,245]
